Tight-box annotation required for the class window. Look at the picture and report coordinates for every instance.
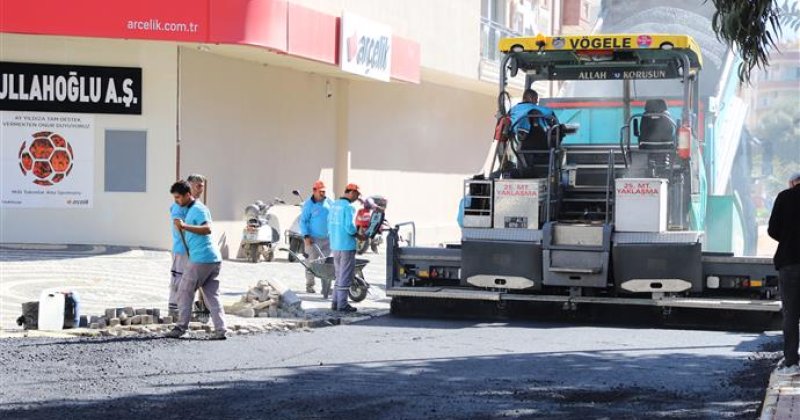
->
[105,130,147,192]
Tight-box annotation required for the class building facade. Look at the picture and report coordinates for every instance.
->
[0,0,596,253]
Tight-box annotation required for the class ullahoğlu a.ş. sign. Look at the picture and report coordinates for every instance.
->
[0,62,142,115]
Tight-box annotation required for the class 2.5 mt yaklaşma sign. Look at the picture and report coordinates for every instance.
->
[0,62,142,115]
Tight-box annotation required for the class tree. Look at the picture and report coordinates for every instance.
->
[709,0,800,83]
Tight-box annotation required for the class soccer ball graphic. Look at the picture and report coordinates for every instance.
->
[18,131,74,186]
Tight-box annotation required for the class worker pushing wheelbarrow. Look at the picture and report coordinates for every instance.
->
[282,246,370,302]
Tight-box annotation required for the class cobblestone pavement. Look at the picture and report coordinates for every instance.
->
[0,244,390,331]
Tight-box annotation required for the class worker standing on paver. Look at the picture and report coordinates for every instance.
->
[328,183,361,312]
[166,180,227,340]
[769,172,800,375]
[300,180,334,293]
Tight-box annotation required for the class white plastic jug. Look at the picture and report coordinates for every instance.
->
[38,289,65,331]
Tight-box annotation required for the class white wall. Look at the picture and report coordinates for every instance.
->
[0,34,177,249]
[180,48,495,253]
[347,79,495,245]
[179,48,338,256]
[289,0,483,81]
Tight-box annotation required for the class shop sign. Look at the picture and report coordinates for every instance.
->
[0,62,142,115]
[340,12,392,82]
[1,111,94,208]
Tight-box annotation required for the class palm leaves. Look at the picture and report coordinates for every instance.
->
[709,0,800,83]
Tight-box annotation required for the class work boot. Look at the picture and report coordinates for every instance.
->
[164,327,186,338]
[209,329,229,341]
[306,285,316,294]
[337,304,357,313]
[776,363,800,376]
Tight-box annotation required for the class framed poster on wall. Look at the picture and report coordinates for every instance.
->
[0,111,94,208]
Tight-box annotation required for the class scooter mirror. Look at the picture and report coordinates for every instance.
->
[292,190,301,197]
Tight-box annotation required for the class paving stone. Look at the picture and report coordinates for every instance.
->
[161,315,173,324]
[135,308,148,315]
[123,307,135,316]
[89,323,99,329]
[141,315,153,325]
[105,308,117,320]
[109,318,121,327]
[130,315,142,325]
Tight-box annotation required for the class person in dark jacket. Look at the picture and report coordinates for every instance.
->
[769,172,800,376]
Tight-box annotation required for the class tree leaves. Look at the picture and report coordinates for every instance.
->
[708,0,800,84]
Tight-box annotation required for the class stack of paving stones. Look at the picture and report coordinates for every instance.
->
[225,280,305,319]
[83,307,169,330]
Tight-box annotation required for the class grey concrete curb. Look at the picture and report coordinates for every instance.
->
[761,369,780,420]
[759,367,800,420]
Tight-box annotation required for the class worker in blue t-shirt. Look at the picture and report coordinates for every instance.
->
[168,201,189,319]
[299,180,334,293]
[165,180,227,340]
[508,89,557,137]
[328,183,362,313]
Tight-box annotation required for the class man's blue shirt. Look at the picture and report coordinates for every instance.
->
[170,203,189,255]
[299,196,333,238]
[328,198,357,251]
[184,201,222,264]
[509,103,556,135]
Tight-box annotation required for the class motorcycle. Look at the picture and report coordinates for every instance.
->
[356,195,388,255]
[239,199,283,263]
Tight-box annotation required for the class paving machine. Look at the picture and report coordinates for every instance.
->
[385,34,780,325]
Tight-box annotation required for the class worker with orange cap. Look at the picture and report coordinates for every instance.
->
[327,183,362,312]
[299,180,334,293]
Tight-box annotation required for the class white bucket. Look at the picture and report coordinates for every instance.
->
[38,289,65,331]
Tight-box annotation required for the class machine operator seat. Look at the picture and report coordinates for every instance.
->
[512,111,560,179]
[637,99,676,150]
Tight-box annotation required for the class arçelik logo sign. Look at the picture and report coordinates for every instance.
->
[18,131,74,186]
[346,31,390,74]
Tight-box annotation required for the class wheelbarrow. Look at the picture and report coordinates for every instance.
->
[281,248,370,302]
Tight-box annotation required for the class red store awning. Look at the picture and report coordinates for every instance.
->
[0,0,420,83]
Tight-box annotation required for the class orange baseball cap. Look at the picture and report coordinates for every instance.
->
[345,183,360,192]
[312,180,326,191]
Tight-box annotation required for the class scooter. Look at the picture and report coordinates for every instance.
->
[284,190,305,262]
[239,199,282,263]
[356,195,388,255]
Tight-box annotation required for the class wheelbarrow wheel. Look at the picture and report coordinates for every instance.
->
[321,279,332,299]
[349,275,368,302]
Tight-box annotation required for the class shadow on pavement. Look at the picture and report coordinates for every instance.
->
[0,335,780,420]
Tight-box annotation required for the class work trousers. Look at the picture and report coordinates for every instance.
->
[780,264,800,366]
[169,253,188,315]
[332,250,356,309]
[304,237,331,286]
[177,261,226,332]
